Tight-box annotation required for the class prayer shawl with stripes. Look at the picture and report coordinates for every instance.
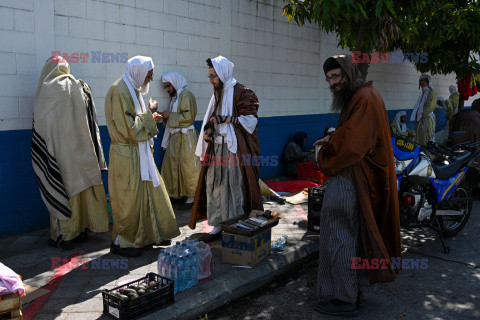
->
[32,58,106,220]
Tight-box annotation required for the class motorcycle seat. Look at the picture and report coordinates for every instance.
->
[431,152,471,179]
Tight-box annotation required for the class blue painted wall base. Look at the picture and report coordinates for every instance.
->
[0,107,448,237]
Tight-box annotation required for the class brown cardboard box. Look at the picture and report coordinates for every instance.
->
[221,228,271,267]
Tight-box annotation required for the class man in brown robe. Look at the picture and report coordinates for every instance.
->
[190,56,263,242]
[313,55,401,316]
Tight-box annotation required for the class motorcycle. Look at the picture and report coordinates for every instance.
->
[393,135,480,253]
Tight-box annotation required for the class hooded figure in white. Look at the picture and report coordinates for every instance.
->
[190,56,264,240]
[160,71,200,206]
[105,55,180,257]
[411,74,437,144]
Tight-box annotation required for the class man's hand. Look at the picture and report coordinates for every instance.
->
[209,116,218,125]
[148,97,158,113]
[160,110,170,120]
[314,135,330,146]
[152,112,162,123]
[204,127,213,142]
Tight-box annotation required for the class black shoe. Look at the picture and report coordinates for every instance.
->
[270,194,286,204]
[73,229,89,243]
[110,243,141,257]
[314,300,357,317]
[48,237,75,250]
[157,240,171,246]
[198,232,222,243]
[178,202,194,211]
[356,291,365,309]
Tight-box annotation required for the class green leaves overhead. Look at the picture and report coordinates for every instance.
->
[282,0,480,78]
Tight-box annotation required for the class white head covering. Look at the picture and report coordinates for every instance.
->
[419,74,431,87]
[161,71,188,94]
[160,72,190,148]
[395,111,407,132]
[449,85,457,95]
[195,56,238,158]
[121,56,160,188]
[411,74,432,122]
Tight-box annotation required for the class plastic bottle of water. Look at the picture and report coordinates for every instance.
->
[180,267,187,292]
[162,252,171,278]
[190,251,198,278]
[191,265,198,286]
[184,265,191,290]
[157,250,165,276]
[170,263,178,294]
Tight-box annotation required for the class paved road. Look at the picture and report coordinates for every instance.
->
[204,202,480,320]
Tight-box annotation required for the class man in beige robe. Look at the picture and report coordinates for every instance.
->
[390,111,415,139]
[32,56,109,250]
[160,72,200,210]
[105,56,180,257]
[438,84,460,131]
[411,74,437,145]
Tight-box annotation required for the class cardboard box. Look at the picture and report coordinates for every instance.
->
[221,228,271,267]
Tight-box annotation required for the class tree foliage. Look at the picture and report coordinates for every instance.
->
[394,1,480,79]
[282,0,480,79]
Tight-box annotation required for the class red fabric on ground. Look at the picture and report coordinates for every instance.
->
[264,180,319,193]
[23,252,82,320]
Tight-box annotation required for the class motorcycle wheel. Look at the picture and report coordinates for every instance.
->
[438,181,472,237]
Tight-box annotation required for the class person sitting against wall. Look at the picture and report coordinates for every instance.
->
[390,111,415,139]
[282,131,315,178]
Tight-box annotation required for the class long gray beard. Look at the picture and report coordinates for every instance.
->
[140,82,150,95]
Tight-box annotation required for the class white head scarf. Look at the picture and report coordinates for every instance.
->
[121,56,160,188]
[411,74,431,122]
[160,72,190,148]
[195,56,238,158]
[395,111,407,132]
[449,85,457,95]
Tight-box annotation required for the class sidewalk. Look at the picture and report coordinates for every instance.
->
[1,200,479,319]
[0,200,319,320]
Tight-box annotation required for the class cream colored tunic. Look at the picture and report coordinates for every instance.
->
[445,92,459,122]
[415,88,437,145]
[160,90,200,198]
[105,78,180,248]
[50,185,109,241]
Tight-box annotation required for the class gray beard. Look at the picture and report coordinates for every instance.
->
[140,82,150,95]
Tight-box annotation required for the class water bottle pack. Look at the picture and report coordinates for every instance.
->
[157,239,210,294]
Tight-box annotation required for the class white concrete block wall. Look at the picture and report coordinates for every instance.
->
[0,0,37,131]
[0,0,466,132]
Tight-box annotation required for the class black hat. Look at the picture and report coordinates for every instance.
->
[323,57,342,74]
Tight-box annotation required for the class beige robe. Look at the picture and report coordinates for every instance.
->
[414,88,437,145]
[444,92,459,128]
[160,90,201,198]
[105,78,180,248]
[389,119,415,139]
[32,59,108,241]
